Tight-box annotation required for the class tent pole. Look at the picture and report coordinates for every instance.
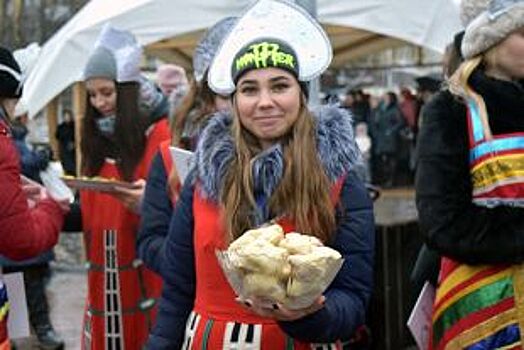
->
[46,98,59,160]
[72,82,85,176]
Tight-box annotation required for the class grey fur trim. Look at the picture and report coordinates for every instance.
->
[313,104,360,181]
[251,144,284,199]
[194,104,359,201]
[194,111,234,200]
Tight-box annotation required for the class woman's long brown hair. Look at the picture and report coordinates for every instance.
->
[167,77,220,195]
[81,81,150,181]
[170,77,218,147]
[221,94,336,243]
[448,54,493,141]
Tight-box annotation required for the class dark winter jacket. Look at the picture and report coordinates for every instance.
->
[55,121,76,175]
[11,124,49,183]
[147,106,375,348]
[137,152,172,274]
[370,101,404,155]
[416,69,524,264]
[0,118,63,261]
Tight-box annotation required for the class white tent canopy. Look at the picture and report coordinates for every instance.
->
[22,0,462,117]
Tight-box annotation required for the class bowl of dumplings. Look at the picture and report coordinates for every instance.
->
[216,224,343,310]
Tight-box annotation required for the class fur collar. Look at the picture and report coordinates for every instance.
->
[194,104,360,201]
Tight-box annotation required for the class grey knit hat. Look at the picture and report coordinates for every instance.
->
[461,0,524,58]
[83,46,117,81]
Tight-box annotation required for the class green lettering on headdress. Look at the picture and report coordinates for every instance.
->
[235,41,295,72]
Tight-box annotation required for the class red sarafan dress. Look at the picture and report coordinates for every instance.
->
[80,119,170,350]
[183,180,345,350]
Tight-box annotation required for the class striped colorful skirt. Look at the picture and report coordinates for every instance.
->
[182,311,341,350]
[431,259,524,349]
[0,281,8,350]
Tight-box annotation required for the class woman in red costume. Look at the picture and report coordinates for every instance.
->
[78,27,170,349]
[146,1,375,348]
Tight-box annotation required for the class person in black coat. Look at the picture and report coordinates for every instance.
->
[55,109,76,175]
[416,0,524,347]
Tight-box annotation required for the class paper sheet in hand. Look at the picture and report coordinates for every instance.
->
[4,273,30,339]
[407,281,435,350]
[169,147,194,183]
[39,161,75,202]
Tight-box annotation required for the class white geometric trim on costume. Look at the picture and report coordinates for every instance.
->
[222,321,262,350]
[183,311,201,350]
[103,229,125,350]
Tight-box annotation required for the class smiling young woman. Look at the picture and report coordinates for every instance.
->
[146,1,375,349]
[234,68,302,149]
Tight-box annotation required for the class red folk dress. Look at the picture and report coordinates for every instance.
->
[183,181,344,350]
[79,119,170,350]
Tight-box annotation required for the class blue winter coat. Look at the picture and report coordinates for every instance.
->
[137,152,172,274]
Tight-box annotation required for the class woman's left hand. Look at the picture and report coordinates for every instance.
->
[110,179,146,214]
[237,295,325,321]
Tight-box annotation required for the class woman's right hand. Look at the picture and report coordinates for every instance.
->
[21,176,70,213]
[22,181,48,204]
[52,197,71,214]
[237,295,326,321]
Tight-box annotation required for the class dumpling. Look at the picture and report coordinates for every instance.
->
[243,273,287,303]
[278,232,323,254]
[288,246,342,283]
[231,240,290,278]
[286,278,324,298]
[228,224,284,252]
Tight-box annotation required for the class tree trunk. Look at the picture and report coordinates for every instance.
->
[14,0,23,46]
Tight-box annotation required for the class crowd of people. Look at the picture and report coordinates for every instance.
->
[0,0,523,349]
[341,77,441,188]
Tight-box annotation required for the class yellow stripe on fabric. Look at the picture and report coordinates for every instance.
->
[510,264,524,338]
[473,172,524,189]
[0,303,9,321]
[471,153,524,172]
[444,307,517,350]
[436,265,490,303]
[498,341,522,350]
[433,270,512,321]
[471,156,524,187]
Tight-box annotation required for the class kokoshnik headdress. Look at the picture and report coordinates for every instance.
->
[208,0,332,95]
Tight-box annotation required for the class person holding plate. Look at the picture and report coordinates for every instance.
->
[78,25,170,349]
[146,1,375,348]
